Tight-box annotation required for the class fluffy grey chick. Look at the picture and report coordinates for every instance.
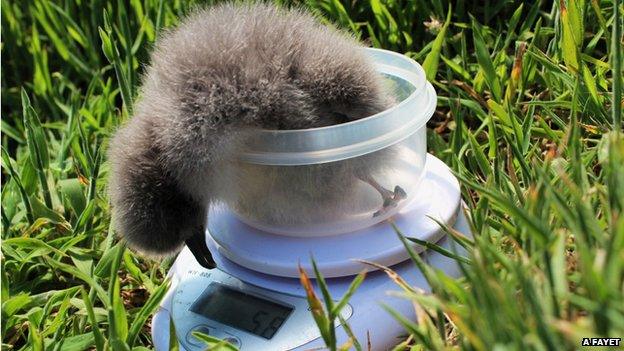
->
[108,3,400,268]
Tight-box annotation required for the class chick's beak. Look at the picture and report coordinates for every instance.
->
[185,229,216,269]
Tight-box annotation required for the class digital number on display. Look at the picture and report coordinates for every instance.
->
[190,283,294,339]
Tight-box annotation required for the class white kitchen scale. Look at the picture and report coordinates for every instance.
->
[151,154,472,350]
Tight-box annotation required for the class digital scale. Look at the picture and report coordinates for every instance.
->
[151,154,472,350]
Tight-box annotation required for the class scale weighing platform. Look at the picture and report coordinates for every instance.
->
[152,155,471,350]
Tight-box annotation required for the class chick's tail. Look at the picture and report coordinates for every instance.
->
[108,116,215,268]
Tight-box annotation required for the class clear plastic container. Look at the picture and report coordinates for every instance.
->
[218,48,436,236]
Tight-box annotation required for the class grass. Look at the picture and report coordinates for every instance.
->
[1,0,623,350]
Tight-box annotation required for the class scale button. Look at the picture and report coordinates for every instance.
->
[186,325,212,346]
[222,334,241,348]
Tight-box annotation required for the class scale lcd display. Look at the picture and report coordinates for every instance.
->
[190,283,293,339]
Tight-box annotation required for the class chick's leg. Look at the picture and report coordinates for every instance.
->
[357,175,407,217]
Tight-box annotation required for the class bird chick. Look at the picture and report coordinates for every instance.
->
[108,3,403,268]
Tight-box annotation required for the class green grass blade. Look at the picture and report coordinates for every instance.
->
[331,270,366,316]
[126,279,170,346]
[1,147,35,224]
[21,88,52,209]
[422,7,451,81]
[80,287,106,351]
[471,18,502,101]
[99,10,134,117]
[611,0,622,129]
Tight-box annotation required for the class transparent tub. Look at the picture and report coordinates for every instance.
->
[217,48,436,236]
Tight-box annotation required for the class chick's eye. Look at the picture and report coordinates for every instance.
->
[333,112,350,124]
